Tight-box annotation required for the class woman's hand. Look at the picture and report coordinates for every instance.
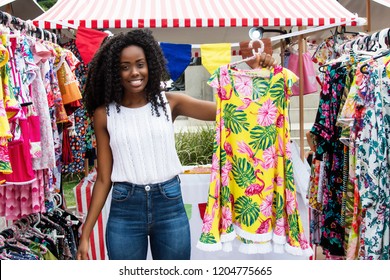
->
[247,53,277,69]
[76,238,90,260]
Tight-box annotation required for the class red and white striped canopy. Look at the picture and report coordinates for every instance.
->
[33,0,361,29]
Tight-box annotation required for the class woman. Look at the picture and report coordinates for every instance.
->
[76,29,275,260]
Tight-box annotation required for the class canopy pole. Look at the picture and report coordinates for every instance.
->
[365,0,371,32]
[298,27,305,160]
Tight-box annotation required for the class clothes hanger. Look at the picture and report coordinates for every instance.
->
[230,38,265,67]
[358,28,390,74]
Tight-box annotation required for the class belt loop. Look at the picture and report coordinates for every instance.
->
[177,175,181,184]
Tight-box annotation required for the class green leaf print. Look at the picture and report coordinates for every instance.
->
[270,79,286,109]
[252,77,270,100]
[234,196,260,227]
[285,160,295,192]
[221,186,231,204]
[287,212,299,242]
[200,232,217,244]
[231,156,256,188]
[0,162,11,171]
[274,192,284,220]
[226,224,234,234]
[220,149,227,166]
[249,125,277,152]
[223,103,250,134]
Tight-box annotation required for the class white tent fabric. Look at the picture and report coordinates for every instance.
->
[372,0,390,8]
[340,0,390,32]
[33,0,361,30]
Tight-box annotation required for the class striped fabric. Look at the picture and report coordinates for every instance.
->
[33,0,360,29]
[74,168,111,260]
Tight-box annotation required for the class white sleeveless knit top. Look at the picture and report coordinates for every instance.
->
[107,93,183,184]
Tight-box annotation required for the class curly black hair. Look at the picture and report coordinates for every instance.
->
[83,29,170,119]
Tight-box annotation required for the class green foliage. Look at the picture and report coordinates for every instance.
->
[62,179,78,207]
[175,125,215,166]
[37,0,58,11]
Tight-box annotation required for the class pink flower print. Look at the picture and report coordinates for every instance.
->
[214,178,220,198]
[257,99,277,126]
[237,141,254,158]
[245,183,265,196]
[224,142,233,157]
[274,175,284,186]
[276,114,284,128]
[286,140,292,158]
[234,75,252,97]
[260,192,273,217]
[221,207,232,230]
[256,218,271,234]
[261,146,277,170]
[274,217,286,236]
[277,135,285,157]
[218,87,231,100]
[213,200,219,211]
[220,66,231,87]
[210,154,219,182]
[322,81,330,94]
[237,98,252,110]
[221,161,232,186]
[298,233,310,249]
[229,193,234,204]
[202,213,213,233]
[215,118,223,145]
[237,141,262,166]
[285,189,296,215]
[209,76,220,88]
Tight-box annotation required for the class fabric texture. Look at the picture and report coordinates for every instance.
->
[200,43,231,74]
[160,42,192,81]
[287,51,318,96]
[75,26,108,65]
[107,92,183,184]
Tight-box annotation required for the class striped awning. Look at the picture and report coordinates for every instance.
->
[33,0,361,29]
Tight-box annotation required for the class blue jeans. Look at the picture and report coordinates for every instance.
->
[106,175,191,260]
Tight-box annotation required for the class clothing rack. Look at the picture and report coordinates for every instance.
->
[0,10,58,42]
[337,27,390,54]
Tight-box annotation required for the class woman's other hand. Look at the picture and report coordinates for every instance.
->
[247,53,277,69]
[76,239,90,260]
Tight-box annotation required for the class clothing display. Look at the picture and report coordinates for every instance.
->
[308,29,390,260]
[197,64,313,256]
[0,17,85,258]
[0,209,82,260]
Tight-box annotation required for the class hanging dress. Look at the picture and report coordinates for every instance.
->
[197,64,313,256]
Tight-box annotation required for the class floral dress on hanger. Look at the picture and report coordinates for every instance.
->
[197,64,313,256]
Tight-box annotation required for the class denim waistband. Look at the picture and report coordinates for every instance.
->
[113,175,180,190]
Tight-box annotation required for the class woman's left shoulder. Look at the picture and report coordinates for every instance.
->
[165,91,182,107]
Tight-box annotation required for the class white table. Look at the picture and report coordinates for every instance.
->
[179,172,311,260]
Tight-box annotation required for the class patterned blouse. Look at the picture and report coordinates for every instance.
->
[197,64,313,256]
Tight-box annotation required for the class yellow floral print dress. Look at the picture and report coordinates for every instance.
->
[197,65,313,256]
